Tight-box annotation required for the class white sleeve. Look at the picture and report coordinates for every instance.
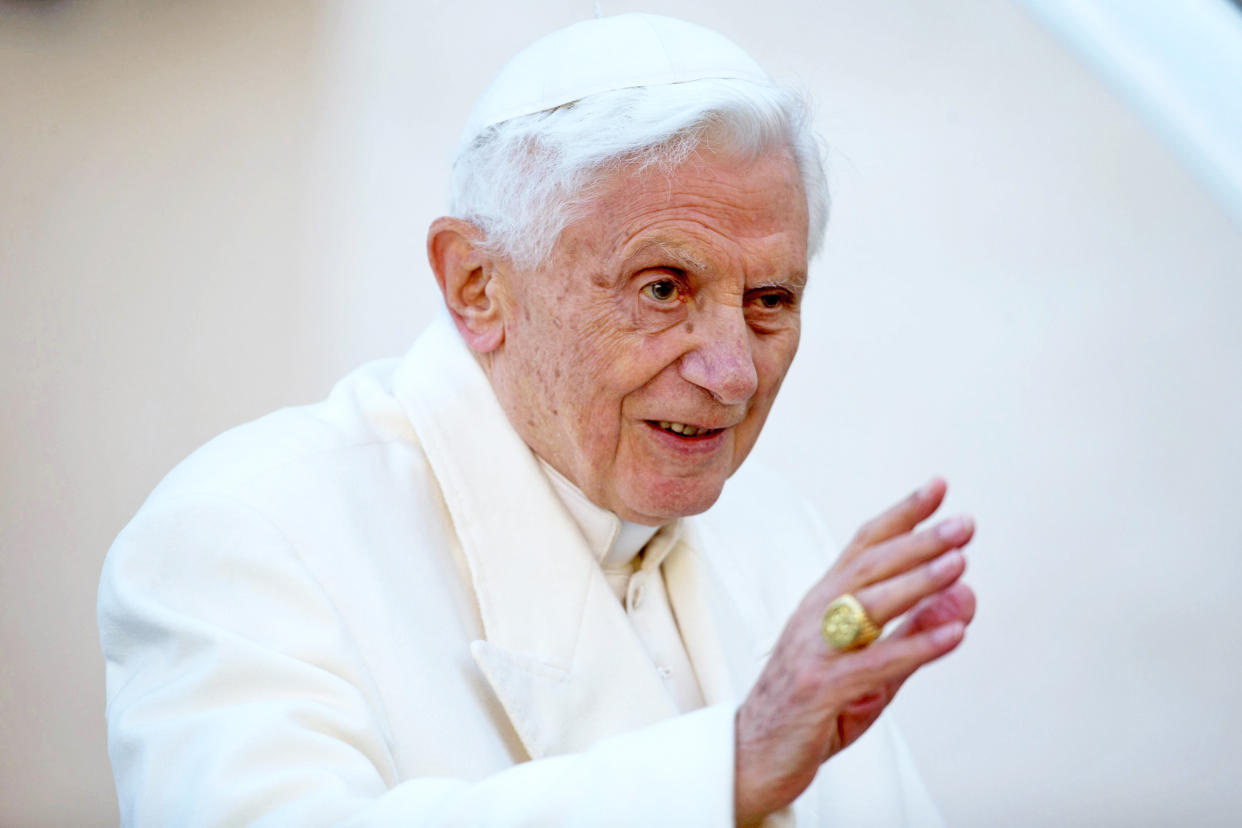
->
[99,494,736,827]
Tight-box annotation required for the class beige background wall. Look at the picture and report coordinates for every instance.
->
[2,1,1239,825]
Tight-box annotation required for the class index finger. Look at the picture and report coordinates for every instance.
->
[838,477,947,567]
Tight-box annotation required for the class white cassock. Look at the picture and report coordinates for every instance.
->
[99,314,943,826]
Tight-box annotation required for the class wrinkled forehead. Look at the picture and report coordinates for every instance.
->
[596,142,806,227]
[559,146,810,277]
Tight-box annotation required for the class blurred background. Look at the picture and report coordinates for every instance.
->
[2,0,1240,824]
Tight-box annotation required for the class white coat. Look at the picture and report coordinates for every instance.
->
[99,315,942,826]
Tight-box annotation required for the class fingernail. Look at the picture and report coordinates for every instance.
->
[932,550,962,576]
[933,622,964,645]
[938,513,968,541]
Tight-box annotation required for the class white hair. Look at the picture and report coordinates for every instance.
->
[449,78,828,270]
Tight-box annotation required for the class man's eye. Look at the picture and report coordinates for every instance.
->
[641,279,681,302]
[751,291,791,309]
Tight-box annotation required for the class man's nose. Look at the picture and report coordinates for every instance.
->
[678,307,759,406]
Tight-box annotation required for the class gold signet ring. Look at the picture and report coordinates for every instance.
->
[821,594,881,650]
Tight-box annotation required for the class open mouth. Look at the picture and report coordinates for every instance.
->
[649,420,724,439]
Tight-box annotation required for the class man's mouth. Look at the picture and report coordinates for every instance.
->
[651,420,723,438]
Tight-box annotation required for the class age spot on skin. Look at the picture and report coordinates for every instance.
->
[685,321,694,333]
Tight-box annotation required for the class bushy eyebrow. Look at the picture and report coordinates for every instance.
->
[610,239,711,276]
[612,238,806,290]
[749,271,808,292]
[648,242,710,274]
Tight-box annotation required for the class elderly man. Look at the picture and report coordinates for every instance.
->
[99,13,975,826]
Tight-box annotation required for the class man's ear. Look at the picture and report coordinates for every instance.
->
[427,217,505,353]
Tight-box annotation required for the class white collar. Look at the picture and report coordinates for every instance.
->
[536,457,660,571]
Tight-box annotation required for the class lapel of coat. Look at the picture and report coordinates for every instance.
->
[662,520,774,708]
[394,315,677,760]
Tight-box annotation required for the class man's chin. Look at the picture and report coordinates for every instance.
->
[615,476,727,525]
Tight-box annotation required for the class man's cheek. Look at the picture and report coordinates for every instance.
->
[756,339,798,392]
[569,338,634,391]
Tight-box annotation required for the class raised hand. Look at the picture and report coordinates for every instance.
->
[734,478,977,825]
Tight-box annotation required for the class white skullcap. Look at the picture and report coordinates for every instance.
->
[460,13,770,147]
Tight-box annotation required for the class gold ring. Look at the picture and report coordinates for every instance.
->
[821,594,881,650]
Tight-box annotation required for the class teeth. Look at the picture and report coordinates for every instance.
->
[657,421,714,437]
